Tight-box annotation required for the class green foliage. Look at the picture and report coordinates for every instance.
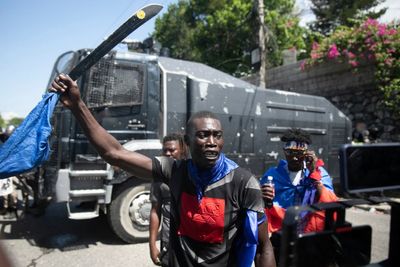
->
[153,0,305,75]
[154,2,199,60]
[309,0,387,36]
[0,115,5,129]
[303,18,400,114]
[297,27,324,60]
[264,1,306,67]
[8,117,24,127]
[0,114,23,131]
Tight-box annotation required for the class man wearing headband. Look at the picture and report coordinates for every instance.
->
[260,128,337,234]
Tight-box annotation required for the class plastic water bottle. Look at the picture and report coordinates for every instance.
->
[264,176,274,209]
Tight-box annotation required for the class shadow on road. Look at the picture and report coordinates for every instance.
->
[0,202,146,252]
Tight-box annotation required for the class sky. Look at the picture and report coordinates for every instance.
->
[0,0,398,120]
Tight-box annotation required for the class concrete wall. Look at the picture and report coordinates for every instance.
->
[242,61,400,142]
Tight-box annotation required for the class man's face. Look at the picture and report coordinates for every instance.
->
[284,148,307,171]
[355,122,367,133]
[162,140,183,160]
[187,118,224,170]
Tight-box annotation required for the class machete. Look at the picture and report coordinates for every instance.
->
[69,3,163,80]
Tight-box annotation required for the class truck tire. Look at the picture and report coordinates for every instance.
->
[108,180,152,243]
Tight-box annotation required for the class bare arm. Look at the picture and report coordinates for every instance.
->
[149,202,161,265]
[0,243,12,267]
[255,220,276,267]
[50,74,153,179]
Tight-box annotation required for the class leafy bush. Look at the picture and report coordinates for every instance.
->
[302,18,400,113]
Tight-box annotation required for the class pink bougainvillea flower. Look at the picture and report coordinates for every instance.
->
[365,37,373,44]
[347,51,356,59]
[312,42,320,50]
[349,60,358,67]
[369,43,377,51]
[378,24,387,36]
[364,18,379,28]
[384,58,394,66]
[387,28,397,35]
[311,52,320,59]
[327,44,340,59]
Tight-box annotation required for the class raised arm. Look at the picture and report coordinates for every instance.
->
[50,73,153,179]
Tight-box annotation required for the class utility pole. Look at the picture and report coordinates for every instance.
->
[256,0,266,88]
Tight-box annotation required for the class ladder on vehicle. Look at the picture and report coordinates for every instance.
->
[55,165,114,220]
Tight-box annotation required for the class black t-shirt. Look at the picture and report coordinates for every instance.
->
[152,156,264,267]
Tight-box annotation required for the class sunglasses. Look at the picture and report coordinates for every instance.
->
[283,149,307,157]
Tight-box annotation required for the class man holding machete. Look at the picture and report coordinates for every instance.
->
[50,73,276,267]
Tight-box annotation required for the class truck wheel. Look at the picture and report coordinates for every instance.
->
[108,180,152,243]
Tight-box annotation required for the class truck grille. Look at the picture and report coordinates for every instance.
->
[70,176,104,190]
[85,53,146,108]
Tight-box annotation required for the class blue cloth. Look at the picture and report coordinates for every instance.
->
[260,159,333,209]
[236,210,266,267]
[0,93,59,179]
[188,153,238,202]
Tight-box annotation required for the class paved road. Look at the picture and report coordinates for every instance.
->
[345,206,391,263]
[0,203,392,267]
[0,203,154,267]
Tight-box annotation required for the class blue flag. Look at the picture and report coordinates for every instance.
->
[188,153,238,202]
[0,93,59,179]
[235,210,266,267]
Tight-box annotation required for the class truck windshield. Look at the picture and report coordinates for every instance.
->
[47,51,77,90]
[84,57,145,108]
